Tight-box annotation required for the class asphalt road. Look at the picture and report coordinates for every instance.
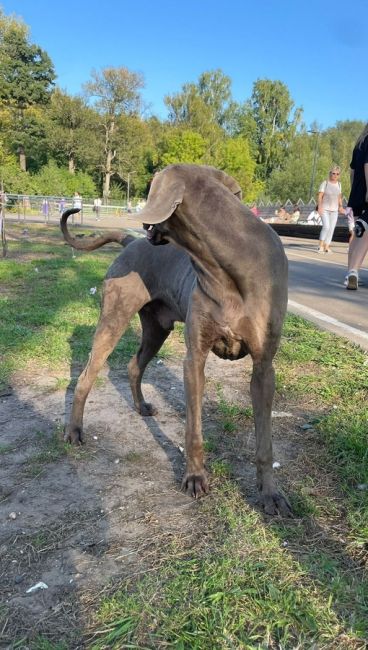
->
[283,236,368,351]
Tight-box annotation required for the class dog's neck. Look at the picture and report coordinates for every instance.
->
[167,204,248,302]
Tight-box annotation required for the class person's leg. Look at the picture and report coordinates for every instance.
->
[324,211,338,252]
[348,231,368,271]
[344,227,368,289]
[318,210,329,251]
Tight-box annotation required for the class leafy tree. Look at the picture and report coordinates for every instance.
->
[83,67,144,198]
[197,69,239,131]
[165,83,214,135]
[113,114,155,198]
[0,144,36,193]
[266,132,332,202]
[164,69,235,141]
[324,120,365,190]
[31,160,96,197]
[45,89,100,175]
[0,8,55,170]
[246,79,303,181]
[159,129,208,166]
[213,137,263,201]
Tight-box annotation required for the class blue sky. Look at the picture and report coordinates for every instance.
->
[2,0,367,130]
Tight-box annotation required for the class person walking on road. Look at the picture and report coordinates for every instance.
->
[344,123,368,290]
[73,192,82,211]
[317,166,344,254]
[93,196,102,221]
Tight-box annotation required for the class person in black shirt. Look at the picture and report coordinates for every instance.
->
[345,124,368,290]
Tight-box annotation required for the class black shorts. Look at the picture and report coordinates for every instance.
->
[349,203,368,217]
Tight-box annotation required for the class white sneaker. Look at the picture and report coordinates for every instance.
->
[317,248,323,253]
[346,270,358,290]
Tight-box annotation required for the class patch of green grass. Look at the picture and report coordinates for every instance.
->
[25,428,67,475]
[125,450,143,463]
[278,314,368,404]
[30,532,49,550]
[92,482,365,649]
[0,443,14,454]
[210,459,231,478]
[214,385,253,434]
[53,377,72,391]
[203,435,217,453]
[277,314,368,550]
[28,638,68,650]
[0,226,137,387]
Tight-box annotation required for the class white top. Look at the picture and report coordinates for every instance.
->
[318,180,341,211]
[73,196,82,209]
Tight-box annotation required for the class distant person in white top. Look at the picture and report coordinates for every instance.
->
[73,192,82,211]
[307,207,322,225]
[317,166,344,253]
[93,196,102,221]
[290,205,300,223]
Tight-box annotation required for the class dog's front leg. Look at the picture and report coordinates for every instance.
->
[250,359,292,516]
[181,305,211,498]
[181,348,209,498]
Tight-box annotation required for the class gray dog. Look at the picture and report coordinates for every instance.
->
[61,164,290,515]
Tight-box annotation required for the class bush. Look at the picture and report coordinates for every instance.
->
[31,161,96,196]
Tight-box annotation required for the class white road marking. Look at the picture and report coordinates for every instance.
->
[288,299,368,342]
[282,243,349,266]
[285,250,346,266]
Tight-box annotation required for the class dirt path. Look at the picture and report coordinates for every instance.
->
[0,347,306,647]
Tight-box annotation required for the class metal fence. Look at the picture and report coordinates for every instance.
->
[0,193,145,225]
[249,196,350,226]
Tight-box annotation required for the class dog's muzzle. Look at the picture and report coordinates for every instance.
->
[143,223,168,246]
[145,224,155,240]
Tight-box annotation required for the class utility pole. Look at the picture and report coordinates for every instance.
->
[0,177,7,257]
[127,171,136,210]
[308,130,320,201]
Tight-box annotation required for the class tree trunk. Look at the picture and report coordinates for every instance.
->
[103,120,115,199]
[103,166,111,199]
[68,156,75,174]
[18,145,26,172]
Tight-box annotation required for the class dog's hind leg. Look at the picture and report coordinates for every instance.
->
[66,275,150,445]
[128,309,172,416]
[250,354,292,516]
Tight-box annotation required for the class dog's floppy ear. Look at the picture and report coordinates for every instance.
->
[204,166,243,200]
[139,169,185,224]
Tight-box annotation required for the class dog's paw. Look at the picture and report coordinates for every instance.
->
[138,402,158,417]
[64,426,84,446]
[181,471,209,499]
[261,491,293,517]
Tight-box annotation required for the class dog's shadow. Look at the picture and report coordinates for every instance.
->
[66,324,186,483]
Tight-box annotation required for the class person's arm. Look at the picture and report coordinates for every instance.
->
[317,191,324,215]
[365,163,368,202]
[338,185,344,213]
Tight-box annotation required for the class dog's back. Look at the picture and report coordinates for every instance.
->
[106,238,196,323]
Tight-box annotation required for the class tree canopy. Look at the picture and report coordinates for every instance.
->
[0,8,364,203]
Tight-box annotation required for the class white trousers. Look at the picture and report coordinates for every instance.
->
[320,210,338,245]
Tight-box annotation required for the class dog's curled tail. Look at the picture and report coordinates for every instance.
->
[60,209,136,250]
